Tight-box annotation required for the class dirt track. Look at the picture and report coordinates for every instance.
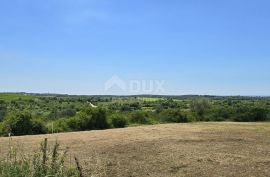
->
[1,122,270,177]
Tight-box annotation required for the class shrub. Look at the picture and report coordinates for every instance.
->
[0,104,6,122]
[31,118,47,134]
[130,111,150,124]
[0,112,47,136]
[1,112,33,136]
[112,116,128,128]
[233,107,268,122]
[250,107,268,121]
[79,108,110,130]
[160,98,178,109]
[206,107,230,121]
[190,99,211,120]
[59,108,77,117]
[52,119,71,133]
[48,108,76,119]
[54,108,110,132]
[159,109,189,123]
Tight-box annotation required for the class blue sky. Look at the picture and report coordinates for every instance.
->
[0,0,270,95]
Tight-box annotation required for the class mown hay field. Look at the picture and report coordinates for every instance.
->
[0,122,270,177]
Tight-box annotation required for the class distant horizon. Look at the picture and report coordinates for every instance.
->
[1,91,270,98]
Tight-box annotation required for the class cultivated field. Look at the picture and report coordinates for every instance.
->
[0,122,270,177]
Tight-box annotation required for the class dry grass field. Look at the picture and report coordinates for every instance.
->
[0,122,270,177]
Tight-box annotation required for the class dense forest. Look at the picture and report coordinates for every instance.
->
[0,93,269,136]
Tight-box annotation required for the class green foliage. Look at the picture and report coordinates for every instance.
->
[1,112,33,136]
[111,115,128,128]
[0,112,47,136]
[233,106,268,122]
[191,99,211,120]
[48,108,76,119]
[108,102,141,111]
[159,109,189,123]
[31,118,48,134]
[78,107,109,130]
[0,103,6,122]
[130,111,150,124]
[52,107,110,132]
[0,93,270,136]
[0,93,34,101]
[160,98,179,109]
[52,119,71,133]
[0,138,79,177]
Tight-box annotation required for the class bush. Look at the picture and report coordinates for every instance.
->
[1,112,33,136]
[59,108,77,117]
[112,116,127,128]
[159,109,189,123]
[52,108,110,132]
[250,107,268,121]
[52,119,71,133]
[206,107,230,121]
[233,107,268,122]
[0,104,6,122]
[0,112,47,136]
[48,108,76,119]
[130,111,150,124]
[79,108,109,130]
[31,118,47,134]
[190,99,210,120]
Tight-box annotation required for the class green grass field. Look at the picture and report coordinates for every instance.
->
[137,97,164,102]
[0,93,35,101]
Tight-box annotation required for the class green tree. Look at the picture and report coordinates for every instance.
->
[111,115,128,128]
[159,109,189,123]
[1,112,33,136]
[130,111,150,124]
[75,108,110,130]
[0,112,47,136]
[191,99,211,120]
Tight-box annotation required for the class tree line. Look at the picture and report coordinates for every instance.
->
[0,94,269,136]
